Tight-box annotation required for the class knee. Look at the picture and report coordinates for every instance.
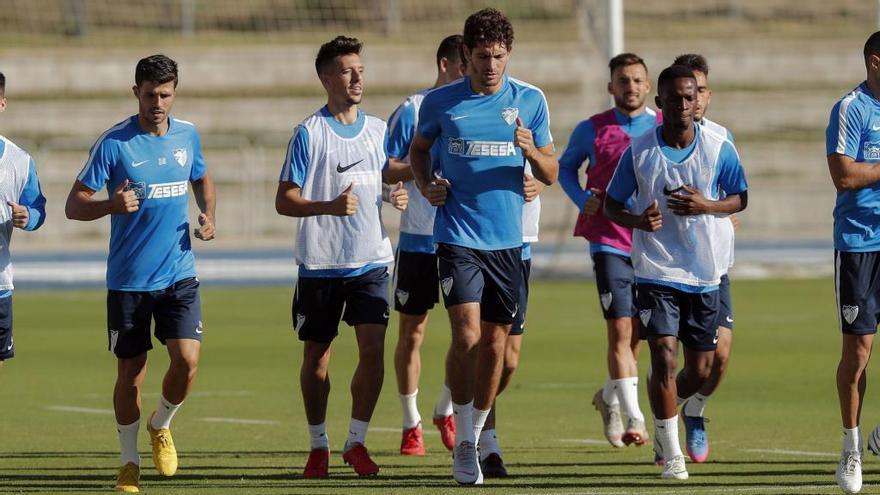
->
[451,326,480,353]
[398,327,424,352]
[118,355,148,383]
[714,349,731,374]
[171,353,198,379]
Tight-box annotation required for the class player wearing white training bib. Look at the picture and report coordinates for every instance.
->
[384,34,465,457]
[605,65,747,481]
[275,36,407,480]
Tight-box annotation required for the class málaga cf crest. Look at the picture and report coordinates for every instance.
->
[173,148,187,167]
[501,107,519,125]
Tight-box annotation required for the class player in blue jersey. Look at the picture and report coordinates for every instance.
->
[671,53,737,465]
[558,52,656,449]
[825,31,880,495]
[384,34,465,456]
[0,71,47,367]
[275,36,407,479]
[605,65,747,481]
[65,55,216,493]
[409,8,558,485]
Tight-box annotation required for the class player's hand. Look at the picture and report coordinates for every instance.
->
[523,174,544,202]
[729,212,740,230]
[111,179,139,214]
[420,174,450,206]
[514,117,536,160]
[390,181,408,211]
[668,185,711,216]
[582,187,603,216]
[637,200,662,232]
[330,183,358,216]
[7,201,28,229]
[194,212,215,241]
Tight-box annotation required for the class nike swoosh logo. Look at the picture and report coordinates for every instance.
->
[336,159,364,173]
[663,185,685,196]
[132,160,148,167]
[451,115,468,121]
[726,316,734,323]
[873,125,880,131]
[195,328,203,334]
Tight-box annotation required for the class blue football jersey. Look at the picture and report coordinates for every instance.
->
[77,116,207,291]
[417,76,552,250]
[826,81,880,252]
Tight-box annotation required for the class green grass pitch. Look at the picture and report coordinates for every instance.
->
[1,278,877,494]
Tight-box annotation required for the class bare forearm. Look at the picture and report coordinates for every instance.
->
[276,197,335,217]
[192,175,216,220]
[829,154,880,191]
[527,150,559,186]
[707,193,744,215]
[604,199,641,229]
[383,159,414,184]
[409,150,431,189]
[65,192,112,221]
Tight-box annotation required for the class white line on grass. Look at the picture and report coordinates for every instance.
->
[201,417,280,425]
[509,484,842,495]
[739,448,837,458]
[81,390,255,400]
[538,383,590,389]
[47,405,114,415]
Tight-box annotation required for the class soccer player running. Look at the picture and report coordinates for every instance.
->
[65,55,216,493]
[0,72,48,368]
[605,65,747,480]
[558,53,657,449]
[825,31,880,495]
[384,34,465,456]
[410,8,558,485]
[275,36,407,479]
[671,53,736,465]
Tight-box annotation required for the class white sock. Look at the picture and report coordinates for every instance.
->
[308,422,329,450]
[472,407,490,442]
[479,429,501,460]
[150,395,182,430]
[400,389,421,429]
[435,383,453,417]
[603,379,620,406]
[117,420,140,466]
[613,377,644,421]
[654,416,683,461]
[345,418,369,450]
[683,393,709,417]
[452,401,474,446]
[843,427,862,452]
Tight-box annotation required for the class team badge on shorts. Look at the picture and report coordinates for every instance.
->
[395,289,409,306]
[600,292,613,311]
[842,305,860,325]
[639,309,652,327]
[295,313,306,332]
[501,107,519,126]
[173,148,188,167]
[441,277,454,297]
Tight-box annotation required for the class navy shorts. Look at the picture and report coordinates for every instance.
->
[292,266,390,343]
[718,274,734,330]
[393,250,439,315]
[0,296,14,360]
[636,283,720,351]
[510,258,532,336]
[835,250,880,335]
[107,277,203,359]
[436,243,522,325]
[592,252,637,319]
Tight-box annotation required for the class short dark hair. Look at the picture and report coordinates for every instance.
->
[608,53,647,77]
[657,65,696,94]
[315,35,363,75]
[462,8,514,52]
[0,72,5,96]
[865,31,880,62]
[436,34,463,67]
[135,54,178,87]
[673,53,709,75]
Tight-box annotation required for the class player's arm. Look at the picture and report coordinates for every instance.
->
[669,141,748,216]
[11,158,47,230]
[409,132,449,206]
[558,121,601,213]
[275,181,357,217]
[65,180,138,221]
[383,100,418,184]
[191,172,216,241]
[384,158,414,184]
[603,148,662,231]
[828,153,880,191]
[514,116,557,185]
